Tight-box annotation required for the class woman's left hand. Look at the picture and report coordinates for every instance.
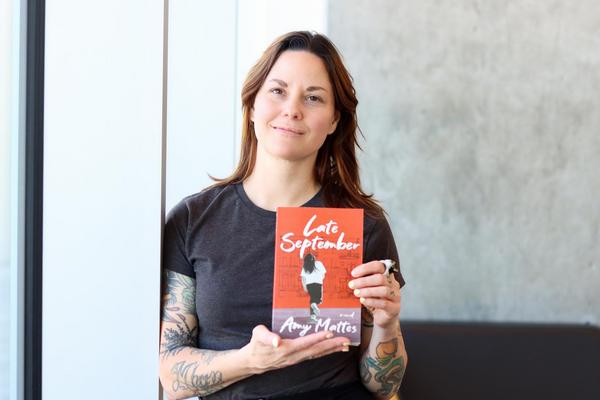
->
[349,261,401,329]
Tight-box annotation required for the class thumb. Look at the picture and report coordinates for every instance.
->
[252,324,281,348]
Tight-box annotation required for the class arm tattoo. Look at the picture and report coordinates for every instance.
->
[161,270,198,358]
[161,270,196,323]
[160,317,198,359]
[161,271,230,395]
[171,361,224,396]
[360,338,406,397]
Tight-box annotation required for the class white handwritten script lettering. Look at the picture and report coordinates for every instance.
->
[279,317,313,336]
[280,214,360,258]
[279,316,358,336]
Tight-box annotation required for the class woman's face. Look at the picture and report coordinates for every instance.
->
[251,50,339,164]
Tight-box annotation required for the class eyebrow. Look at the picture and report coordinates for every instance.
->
[269,78,328,93]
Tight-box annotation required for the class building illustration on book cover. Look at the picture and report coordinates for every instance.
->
[272,207,363,345]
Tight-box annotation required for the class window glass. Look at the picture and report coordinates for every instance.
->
[1,0,17,398]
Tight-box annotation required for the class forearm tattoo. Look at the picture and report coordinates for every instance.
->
[360,338,406,397]
[161,318,198,358]
[161,271,232,395]
[171,361,224,396]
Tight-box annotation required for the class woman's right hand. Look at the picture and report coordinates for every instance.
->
[240,325,350,374]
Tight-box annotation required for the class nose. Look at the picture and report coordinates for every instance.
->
[282,98,302,120]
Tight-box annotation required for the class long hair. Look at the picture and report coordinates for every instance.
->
[213,31,384,217]
[302,253,316,274]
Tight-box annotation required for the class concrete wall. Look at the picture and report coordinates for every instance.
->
[328,0,600,324]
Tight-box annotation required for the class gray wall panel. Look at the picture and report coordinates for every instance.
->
[329,0,600,323]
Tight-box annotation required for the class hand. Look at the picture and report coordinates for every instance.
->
[240,325,350,374]
[349,261,401,329]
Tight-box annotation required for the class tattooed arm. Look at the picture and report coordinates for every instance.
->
[350,261,408,399]
[159,270,349,399]
[159,270,252,399]
[359,308,407,399]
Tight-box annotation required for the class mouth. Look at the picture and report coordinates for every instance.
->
[271,124,304,135]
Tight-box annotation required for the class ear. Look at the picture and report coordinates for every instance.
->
[328,111,340,135]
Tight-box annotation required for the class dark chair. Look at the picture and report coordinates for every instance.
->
[399,321,600,400]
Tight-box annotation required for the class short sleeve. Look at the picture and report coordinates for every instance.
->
[163,200,195,278]
[317,261,326,273]
[364,216,406,288]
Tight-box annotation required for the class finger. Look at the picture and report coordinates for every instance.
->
[359,297,401,313]
[353,286,397,300]
[311,341,352,360]
[348,273,387,290]
[350,271,400,290]
[284,330,337,352]
[296,337,351,362]
[351,261,386,278]
[252,324,281,348]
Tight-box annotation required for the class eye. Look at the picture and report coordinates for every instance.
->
[269,87,284,95]
[306,95,324,103]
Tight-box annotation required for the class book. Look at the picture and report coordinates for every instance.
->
[272,207,364,345]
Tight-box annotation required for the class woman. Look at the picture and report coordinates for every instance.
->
[159,31,407,400]
[300,253,326,322]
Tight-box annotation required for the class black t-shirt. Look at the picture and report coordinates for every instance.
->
[163,183,404,399]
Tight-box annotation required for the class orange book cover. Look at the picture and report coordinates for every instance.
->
[272,207,363,345]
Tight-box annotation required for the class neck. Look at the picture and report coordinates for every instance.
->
[243,150,319,212]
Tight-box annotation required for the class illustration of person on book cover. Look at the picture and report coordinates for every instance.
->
[300,253,326,323]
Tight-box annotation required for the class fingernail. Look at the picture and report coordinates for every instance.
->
[359,297,366,304]
[272,338,279,348]
[351,269,358,277]
[342,346,349,352]
[326,332,334,339]
[348,281,355,289]
[353,289,360,296]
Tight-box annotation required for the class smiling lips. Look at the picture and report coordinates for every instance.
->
[271,124,304,135]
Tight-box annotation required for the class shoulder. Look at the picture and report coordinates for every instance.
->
[166,183,235,221]
[362,211,406,287]
[363,213,393,241]
[362,212,398,262]
[177,183,234,210]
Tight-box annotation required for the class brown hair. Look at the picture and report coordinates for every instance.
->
[213,31,384,217]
